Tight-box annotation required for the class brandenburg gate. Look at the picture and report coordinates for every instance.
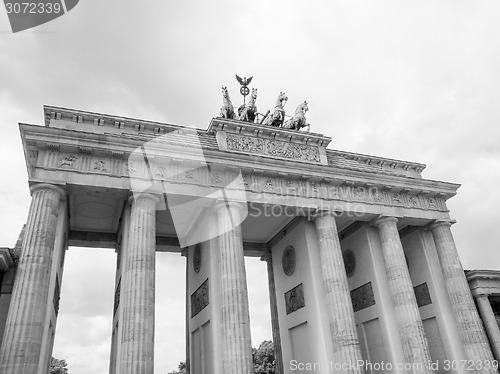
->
[0,104,498,374]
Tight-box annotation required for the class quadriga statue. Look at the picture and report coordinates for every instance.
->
[220,86,236,119]
[282,101,310,131]
[263,92,288,127]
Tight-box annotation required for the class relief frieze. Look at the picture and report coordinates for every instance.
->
[59,155,78,168]
[184,170,195,181]
[211,173,224,184]
[27,150,39,174]
[42,150,448,212]
[127,161,139,175]
[94,160,108,172]
[226,134,321,163]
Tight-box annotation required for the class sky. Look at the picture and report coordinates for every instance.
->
[1,1,500,373]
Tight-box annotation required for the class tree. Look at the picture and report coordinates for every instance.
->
[50,357,68,374]
[252,340,276,374]
[167,361,186,374]
[167,340,276,374]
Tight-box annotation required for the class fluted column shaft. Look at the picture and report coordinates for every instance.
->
[119,194,158,374]
[314,214,364,372]
[476,295,500,362]
[431,222,497,372]
[217,202,253,374]
[374,217,433,373]
[0,183,64,374]
[262,253,284,374]
[184,251,191,374]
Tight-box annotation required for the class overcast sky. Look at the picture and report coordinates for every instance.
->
[1,1,500,373]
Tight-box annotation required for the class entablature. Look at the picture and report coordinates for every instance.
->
[22,107,461,221]
[466,270,500,297]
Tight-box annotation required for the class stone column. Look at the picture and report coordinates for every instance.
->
[374,217,433,373]
[314,213,364,372]
[216,202,253,374]
[183,250,190,374]
[0,183,65,374]
[261,253,284,374]
[119,194,158,374]
[430,221,497,370]
[476,295,500,362]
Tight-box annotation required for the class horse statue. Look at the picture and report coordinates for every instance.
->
[283,101,309,131]
[238,88,258,123]
[220,86,236,119]
[263,92,288,127]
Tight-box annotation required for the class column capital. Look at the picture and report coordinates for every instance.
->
[29,183,65,198]
[371,216,399,227]
[128,193,160,206]
[427,219,456,231]
[214,200,245,213]
[309,209,339,221]
[476,293,491,299]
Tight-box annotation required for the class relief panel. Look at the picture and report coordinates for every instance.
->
[226,134,321,163]
[191,279,209,318]
[414,282,432,308]
[351,282,375,312]
[285,283,305,315]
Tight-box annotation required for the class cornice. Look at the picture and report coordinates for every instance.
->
[44,105,191,135]
[328,150,425,179]
[466,269,500,282]
[466,270,500,297]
